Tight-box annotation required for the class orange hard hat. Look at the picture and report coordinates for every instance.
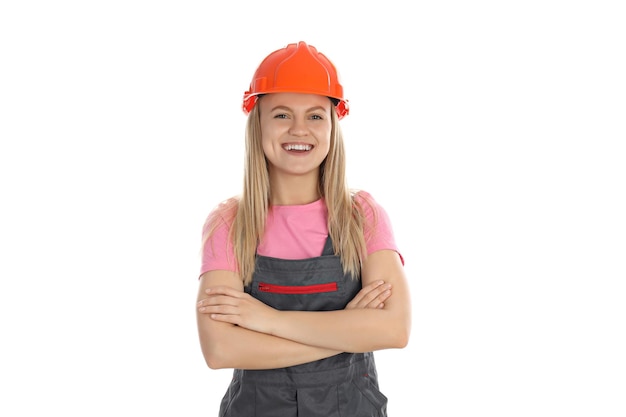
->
[242,41,349,119]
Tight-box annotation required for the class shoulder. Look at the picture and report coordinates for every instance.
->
[203,196,240,236]
[352,190,401,259]
[352,189,386,221]
[200,196,240,275]
[352,189,375,203]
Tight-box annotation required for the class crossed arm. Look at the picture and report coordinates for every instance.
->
[196,249,411,370]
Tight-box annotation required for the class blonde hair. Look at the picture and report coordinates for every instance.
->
[202,100,373,286]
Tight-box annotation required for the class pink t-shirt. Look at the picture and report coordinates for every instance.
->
[200,191,402,276]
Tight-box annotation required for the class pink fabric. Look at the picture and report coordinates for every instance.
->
[199,191,402,276]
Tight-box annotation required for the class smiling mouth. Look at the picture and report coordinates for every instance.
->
[283,144,313,152]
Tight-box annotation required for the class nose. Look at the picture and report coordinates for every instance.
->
[288,116,308,137]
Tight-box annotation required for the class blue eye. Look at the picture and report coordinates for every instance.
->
[274,113,288,119]
[311,114,323,120]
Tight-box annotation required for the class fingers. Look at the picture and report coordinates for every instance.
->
[204,286,243,297]
[368,284,391,309]
[198,305,242,326]
[197,296,242,324]
[197,291,243,316]
[346,280,392,310]
[197,303,237,315]
[198,293,239,307]
[197,286,245,310]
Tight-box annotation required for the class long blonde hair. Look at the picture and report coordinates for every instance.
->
[203,100,372,286]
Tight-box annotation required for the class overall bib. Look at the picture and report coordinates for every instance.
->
[218,236,388,417]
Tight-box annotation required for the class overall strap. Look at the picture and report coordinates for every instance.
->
[321,235,334,256]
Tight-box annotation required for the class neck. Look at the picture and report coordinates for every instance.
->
[269,172,321,205]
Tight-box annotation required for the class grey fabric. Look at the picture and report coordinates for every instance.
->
[218,236,388,417]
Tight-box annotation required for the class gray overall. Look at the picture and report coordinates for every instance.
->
[218,236,388,417]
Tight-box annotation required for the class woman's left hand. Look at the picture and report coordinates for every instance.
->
[197,286,277,334]
[345,280,391,310]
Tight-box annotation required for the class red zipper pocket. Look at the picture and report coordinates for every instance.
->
[258,282,338,294]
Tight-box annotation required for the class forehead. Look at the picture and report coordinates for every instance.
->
[260,92,332,110]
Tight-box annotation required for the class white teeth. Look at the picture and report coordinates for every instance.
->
[284,144,312,151]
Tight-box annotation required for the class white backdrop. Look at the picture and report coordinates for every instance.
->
[1,1,625,416]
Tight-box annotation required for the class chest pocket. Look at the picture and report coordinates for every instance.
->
[248,237,361,311]
[249,255,361,311]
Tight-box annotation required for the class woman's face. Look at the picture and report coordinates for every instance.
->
[258,92,332,179]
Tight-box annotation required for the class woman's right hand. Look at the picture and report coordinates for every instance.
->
[345,280,392,310]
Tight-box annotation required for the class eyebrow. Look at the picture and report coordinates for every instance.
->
[270,105,329,113]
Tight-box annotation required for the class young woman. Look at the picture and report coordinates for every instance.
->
[196,41,411,417]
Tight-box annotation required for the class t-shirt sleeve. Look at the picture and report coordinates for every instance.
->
[356,191,405,265]
[199,209,239,277]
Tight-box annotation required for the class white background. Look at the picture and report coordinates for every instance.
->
[1,1,625,416]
